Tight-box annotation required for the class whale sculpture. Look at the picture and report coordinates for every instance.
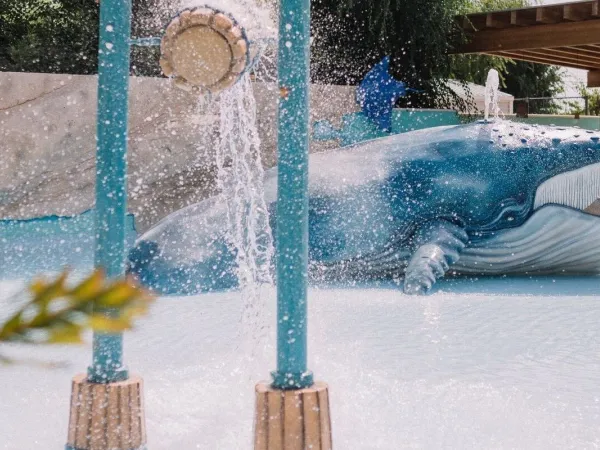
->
[128,121,600,295]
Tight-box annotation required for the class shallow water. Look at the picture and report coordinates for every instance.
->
[2,278,600,449]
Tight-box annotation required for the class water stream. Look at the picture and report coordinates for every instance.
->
[484,68,501,122]
[216,72,274,295]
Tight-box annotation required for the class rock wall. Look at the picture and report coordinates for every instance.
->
[0,72,358,231]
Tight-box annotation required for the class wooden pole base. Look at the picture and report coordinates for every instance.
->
[254,381,332,450]
[66,374,147,450]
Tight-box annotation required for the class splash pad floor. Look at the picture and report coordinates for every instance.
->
[1,277,600,449]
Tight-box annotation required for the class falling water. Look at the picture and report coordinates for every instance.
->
[215,73,275,347]
[484,68,501,122]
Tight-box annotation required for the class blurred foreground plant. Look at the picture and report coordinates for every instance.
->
[0,270,154,363]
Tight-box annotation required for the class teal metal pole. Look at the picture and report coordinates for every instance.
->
[88,0,132,384]
[271,0,314,390]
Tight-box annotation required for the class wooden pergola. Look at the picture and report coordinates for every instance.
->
[454,0,600,87]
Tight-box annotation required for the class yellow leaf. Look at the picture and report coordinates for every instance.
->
[28,310,53,328]
[0,311,23,341]
[29,279,49,296]
[88,315,134,333]
[28,271,69,307]
[95,282,139,307]
[68,270,105,303]
[47,325,84,344]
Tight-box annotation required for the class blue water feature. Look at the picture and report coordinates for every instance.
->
[0,210,137,279]
[127,120,600,296]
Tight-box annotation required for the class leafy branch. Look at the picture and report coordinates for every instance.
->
[0,270,154,354]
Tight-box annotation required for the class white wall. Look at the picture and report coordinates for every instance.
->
[0,72,359,231]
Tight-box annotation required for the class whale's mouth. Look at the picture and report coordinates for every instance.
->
[534,162,600,216]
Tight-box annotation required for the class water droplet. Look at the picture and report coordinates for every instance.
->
[105,42,114,50]
[285,41,292,48]
[106,25,114,32]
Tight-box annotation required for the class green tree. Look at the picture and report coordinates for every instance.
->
[503,61,564,113]
[311,0,474,110]
[0,0,173,75]
[578,85,600,116]
[0,0,98,74]
[130,0,179,76]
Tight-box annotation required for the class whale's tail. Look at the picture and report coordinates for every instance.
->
[126,198,240,295]
[127,238,239,295]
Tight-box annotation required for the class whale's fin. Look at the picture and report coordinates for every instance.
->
[404,220,468,295]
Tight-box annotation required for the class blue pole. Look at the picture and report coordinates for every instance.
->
[88,0,132,384]
[271,0,314,390]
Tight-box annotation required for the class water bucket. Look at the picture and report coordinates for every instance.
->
[160,6,252,94]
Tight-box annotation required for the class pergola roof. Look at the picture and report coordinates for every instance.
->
[454,1,600,87]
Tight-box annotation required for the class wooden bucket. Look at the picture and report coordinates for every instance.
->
[160,7,250,94]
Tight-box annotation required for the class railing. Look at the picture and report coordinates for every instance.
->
[513,96,592,116]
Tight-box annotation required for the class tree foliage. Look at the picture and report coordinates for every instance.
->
[130,0,179,76]
[0,0,98,73]
[0,0,174,75]
[311,0,474,110]
[577,85,600,116]
[0,0,566,114]
[504,61,564,113]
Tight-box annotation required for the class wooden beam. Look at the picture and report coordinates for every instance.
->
[563,3,593,21]
[510,9,537,26]
[551,46,600,62]
[536,6,563,24]
[578,44,600,54]
[589,70,600,87]
[455,19,600,54]
[521,48,600,68]
[492,51,596,70]
[461,1,600,27]
[486,11,511,29]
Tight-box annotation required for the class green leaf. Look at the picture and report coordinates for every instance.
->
[88,315,134,333]
[68,270,105,303]
[28,271,68,307]
[96,282,139,307]
[47,324,84,344]
[0,311,23,341]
